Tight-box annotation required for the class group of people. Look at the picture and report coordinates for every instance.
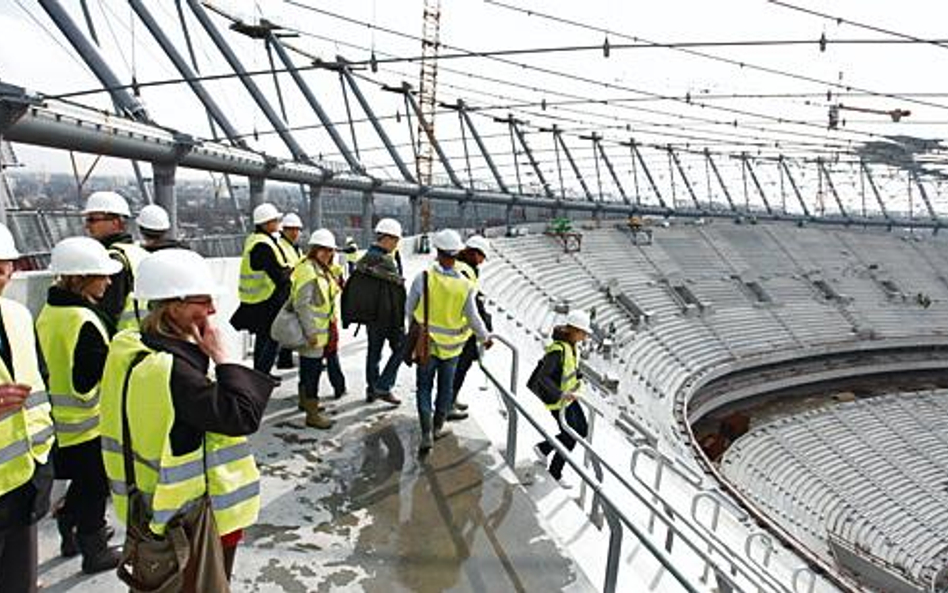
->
[0,191,594,592]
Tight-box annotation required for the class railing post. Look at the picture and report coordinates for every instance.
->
[602,501,623,593]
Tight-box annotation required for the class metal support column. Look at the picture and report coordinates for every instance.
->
[309,184,323,229]
[778,156,811,218]
[268,37,362,173]
[186,0,311,163]
[361,190,375,246]
[451,100,509,193]
[626,140,668,210]
[859,160,891,221]
[910,170,939,223]
[817,158,849,220]
[555,128,593,201]
[592,136,630,205]
[740,154,773,215]
[667,147,701,211]
[337,61,415,183]
[249,177,266,217]
[502,116,554,198]
[152,163,178,237]
[399,84,463,188]
[705,150,737,212]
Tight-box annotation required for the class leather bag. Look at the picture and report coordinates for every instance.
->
[403,272,430,367]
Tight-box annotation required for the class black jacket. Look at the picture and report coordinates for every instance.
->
[529,327,575,406]
[230,231,291,334]
[341,245,406,330]
[142,333,276,456]
[97,232,136,325]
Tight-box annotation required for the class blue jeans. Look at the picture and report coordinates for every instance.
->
[253,332,279,374]
[415,355,459,418]
[537,402,588,480]
[299,353,346,398]
[366,325,405,394]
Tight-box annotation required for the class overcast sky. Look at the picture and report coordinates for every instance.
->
[1,0,946,211]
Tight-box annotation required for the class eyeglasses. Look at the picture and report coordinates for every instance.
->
[84,215,115,224]
[181,296,214,307]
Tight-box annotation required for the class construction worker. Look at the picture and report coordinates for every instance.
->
[291,229,348,430]
[341,218,405,406]
[406,229,492,455]
[100,249,276,585]
[276,213,304,370]
[82,190,149,331]
[529,310,592,488]
[342,236,362,276]
[448,235,493,421]
[36,237,122,573]
[230,203,291,377]
[0,223,55,593]
[136,203,186,252]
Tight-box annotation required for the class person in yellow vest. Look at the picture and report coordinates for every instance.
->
[276,213,304,370]
[0,223,55,593]
[136,204,187,252]
[529,310,592,487]
[100,249,276,585]
[36,236,123,573]
[83,190,149,331]
[230,203,291,376]
[341,236,362,276]
[291,229,348,430]
[405,229,493,455]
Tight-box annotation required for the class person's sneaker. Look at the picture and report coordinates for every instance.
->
[334,390,347,400]
[365,390,377,403]
[555,477,573,490]
[446,406,469,421]
[532,443,549,464]
[375,391,401,406]
[267,373,283,384]
[454,399,469,411]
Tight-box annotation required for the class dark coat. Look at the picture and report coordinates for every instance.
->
[98,232,137,325]
[230,232,291,335]
[529,326,574,406]
[141,333,276,456]
[341,245,406,331]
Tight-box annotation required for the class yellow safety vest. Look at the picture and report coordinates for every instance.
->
[545,340,580,411]
[277,234,303,267]
[36,305,109,448]
[238,233,288,305]
[0,298,53,498]
[455,260,479,289]
[110,242,149,331]
[344,248,363,265]
[290,260,337,350]
[413,265,473,359]
[100,331,260,536]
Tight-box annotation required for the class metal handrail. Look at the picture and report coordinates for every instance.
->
[478,334,702,593]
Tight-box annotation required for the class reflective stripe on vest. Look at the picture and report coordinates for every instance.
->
[0,298,54,498]
[290,259,336,349]
[110,242,149,331]
[238,233,288,304]
[36,304,109,448]
[413,265,474,359]
[100,331,260,536]
[544,340,580,411]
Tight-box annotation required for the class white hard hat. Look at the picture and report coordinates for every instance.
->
[0,224,20,260]
[307,228,337,249]
[432,228,464,253]
[252,203,281,225]
[374,218,403,238]
[464,235,490,258]
[49,237,123,276]
[565,310,593,335]
[82,191,131,217]
[136,204,170,232]
[282,213,303,229]
[134,249,220,300]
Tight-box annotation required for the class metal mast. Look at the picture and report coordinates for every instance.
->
[417,0,442,235]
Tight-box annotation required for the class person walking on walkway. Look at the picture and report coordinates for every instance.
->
[406,229,492,455]
[447,235,493,421]
[231,203,291,377]
[529,310,592,487]
[341,218,405,405]
[290,228,348,430]
[276,213,304,370]
[36,237,123,573]
[0,223,55,593]
[100,249,276,587]
[83,191,149,331]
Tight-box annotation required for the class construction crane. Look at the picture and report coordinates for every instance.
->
[416,0,442,242]
[828,103,911,130]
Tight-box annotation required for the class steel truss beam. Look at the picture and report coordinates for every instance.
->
[817,158,849,221]
[625,140,668,211]
[909,169,940,224]
[447,100,509,193]
[704,150,737,212]
[667,146,701,211]
[740,154,773,215]
[3,87,939,229]
[499,116,554,198]
[778,156,811,219]
[859,160,892,222]
[553,127,592,201]
[591,135,630,205]
[397,84,463,188]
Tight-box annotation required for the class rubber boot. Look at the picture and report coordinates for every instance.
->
[54,508,79,558]
[303,398,333,430]
[419,414,433,455]
[78,528,121,574]
[433,412,452,440]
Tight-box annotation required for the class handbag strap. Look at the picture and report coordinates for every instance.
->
[423,271,429,327]
[121,352,150,491]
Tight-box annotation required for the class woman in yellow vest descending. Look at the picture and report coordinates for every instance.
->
[528,311,592,487]
[405,229,493,455]
[36,237,123,573]
[0,223,55,593]
[100,249,276,585]
[290,229,347,430]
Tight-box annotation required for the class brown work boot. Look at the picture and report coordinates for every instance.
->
[303,398,333,430]
[78,528,121,574]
